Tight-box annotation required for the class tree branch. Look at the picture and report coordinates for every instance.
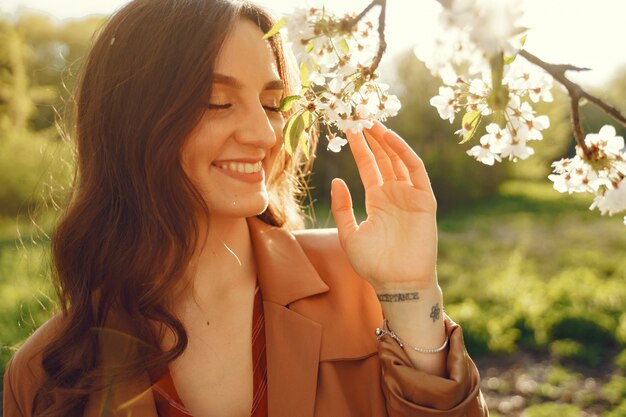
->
[519,49,626,159]
[342,0,387,77]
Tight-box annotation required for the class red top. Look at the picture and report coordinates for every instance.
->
[149,281,268,417]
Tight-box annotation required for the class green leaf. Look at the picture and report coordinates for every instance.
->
[283,112,305,156]
[302,109,312,128]
[300,111,312,159]
[503,54,517,65]
[300,61,311,88]
[262,18,286,39]
[279,95,302,112]
[520,34,527,47]
[459,111,482,144]
[338,38,349,54]
[504,34,528,65]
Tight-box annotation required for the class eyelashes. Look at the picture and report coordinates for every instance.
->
[207,103,281,113]
[207,103,231,110]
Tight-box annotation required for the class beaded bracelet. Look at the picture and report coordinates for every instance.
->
[375,319,449,353]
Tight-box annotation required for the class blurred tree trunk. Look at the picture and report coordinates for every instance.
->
[0,26,35,135]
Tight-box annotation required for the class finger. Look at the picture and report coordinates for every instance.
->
[365,119,387,139]
[346,128,383,190]
[363,130,396,182]
[330,178,358,242]
[383,129,434,193]
[366,120,411,181]
[379,137,411,182]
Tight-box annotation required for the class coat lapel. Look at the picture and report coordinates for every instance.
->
[247,216,329,417]
[87,216,329,417]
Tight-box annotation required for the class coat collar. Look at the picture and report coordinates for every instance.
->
[246,215,330,305]
[89,216,331,417]
[246,215,328,417]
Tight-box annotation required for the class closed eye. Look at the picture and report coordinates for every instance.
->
[207,103,281,113]
[207,103,231,110]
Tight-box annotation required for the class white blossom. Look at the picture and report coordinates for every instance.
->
[430,86,457,123]
[336,116,374,134]
[327,135,348,153]
[376,94,402,120]
[467,132,502,165]
[500,133,534,161]
[504,58,554,103]
[584,125,625,158]
[548,157,598,194]
[279,7,401,146]
[481,123,511,154]
[590,179,626,215]
[548,125,626,225]
[318,92,351,124]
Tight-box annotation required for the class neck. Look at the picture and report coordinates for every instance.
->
[175,215,257,305]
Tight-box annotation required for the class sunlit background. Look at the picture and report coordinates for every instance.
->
[0,1,625,417]
[2,0,626,87]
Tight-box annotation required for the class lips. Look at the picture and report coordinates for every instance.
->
[211,160,264,183]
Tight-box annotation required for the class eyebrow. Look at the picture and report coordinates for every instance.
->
[213,73,285,91]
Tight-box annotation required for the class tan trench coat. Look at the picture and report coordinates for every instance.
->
[3,216,488,417]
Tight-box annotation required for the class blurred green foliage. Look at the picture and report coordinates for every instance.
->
[603,375,626,405]
[0,12,100,219]
[440,180,626,359]
[521,403,581,417]
[549,339,601,368]
[0,131,72,217]
[615,349,626,373]
[606,401,626,417]
[0,208,60,383]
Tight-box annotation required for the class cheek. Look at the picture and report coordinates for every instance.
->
[268,119,284,166]
[180,122,219,178]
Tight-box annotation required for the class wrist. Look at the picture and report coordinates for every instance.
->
[377,285,444,333]
[373,278,440,296]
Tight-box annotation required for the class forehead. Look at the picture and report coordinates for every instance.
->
[213,18,280,84]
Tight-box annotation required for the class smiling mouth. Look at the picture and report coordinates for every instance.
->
[213,161,263,174]
[212,161,264,183]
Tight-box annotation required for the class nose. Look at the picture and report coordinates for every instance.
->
[234,100,278,150]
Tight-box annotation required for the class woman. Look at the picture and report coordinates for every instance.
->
[3,0,487,416]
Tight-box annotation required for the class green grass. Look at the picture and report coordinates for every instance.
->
[1,179,625,415]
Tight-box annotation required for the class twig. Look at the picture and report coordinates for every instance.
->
[348,0,384,25]
[342,0,387,77]
[370,0,387,77]
[519,49,626,159]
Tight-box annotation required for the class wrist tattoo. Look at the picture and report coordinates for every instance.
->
[429,303,441,322]
[376,292,420,302]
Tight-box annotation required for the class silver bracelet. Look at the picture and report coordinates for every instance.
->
[375,319,449,353]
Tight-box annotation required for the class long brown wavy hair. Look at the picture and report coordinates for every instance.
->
[36,1,317,415]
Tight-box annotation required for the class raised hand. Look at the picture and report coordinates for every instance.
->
[330,121,438,292]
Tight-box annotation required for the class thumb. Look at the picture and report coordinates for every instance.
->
[330,178,358,243]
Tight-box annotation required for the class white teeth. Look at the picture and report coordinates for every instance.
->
[218,161,262,174]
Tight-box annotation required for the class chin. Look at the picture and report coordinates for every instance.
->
[211,197,269,219]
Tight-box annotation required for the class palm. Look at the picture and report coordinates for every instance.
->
[331,121,438,291]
